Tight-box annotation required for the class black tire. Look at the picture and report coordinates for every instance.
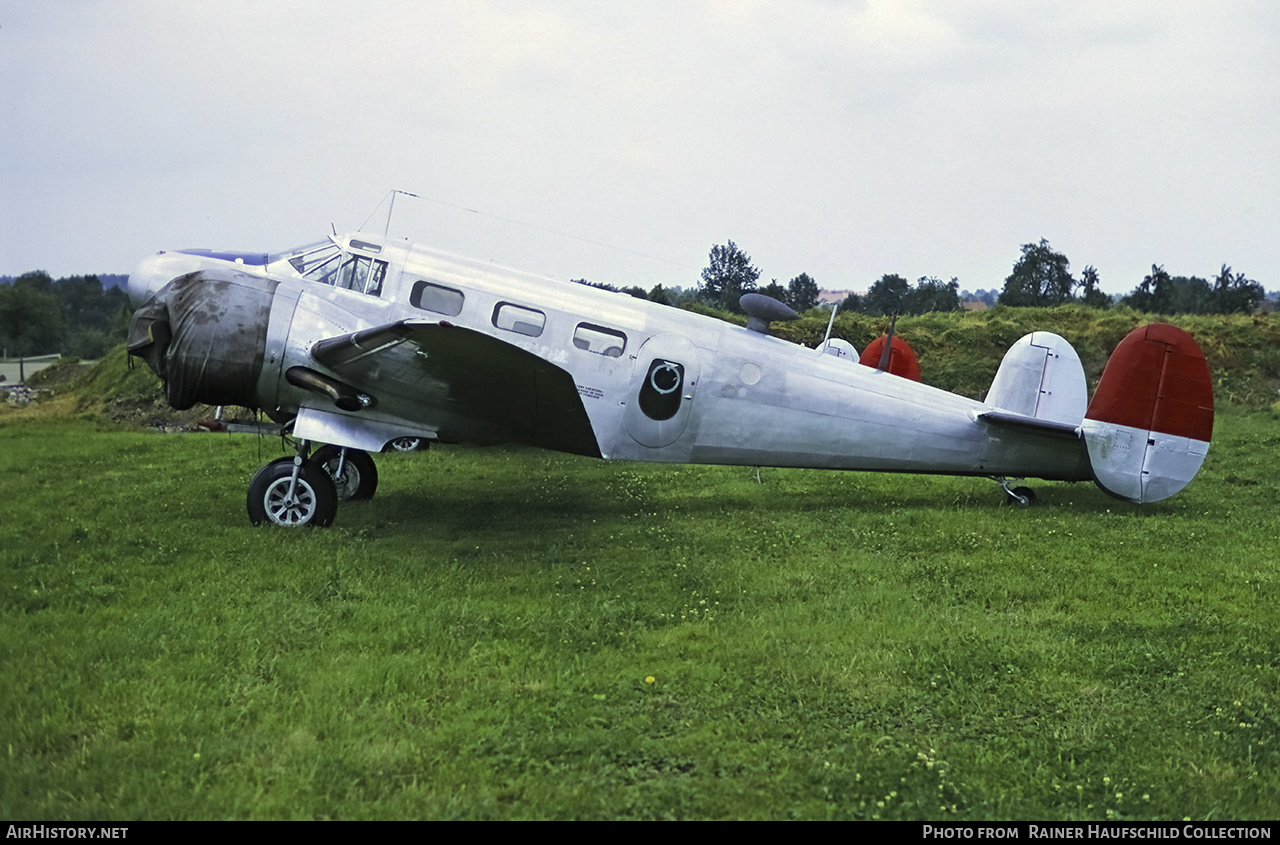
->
[247,457,338,527]
[1006,486,1037,507]
[311,445,378,501]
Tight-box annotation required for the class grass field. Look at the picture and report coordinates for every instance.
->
[1,407,1277,820]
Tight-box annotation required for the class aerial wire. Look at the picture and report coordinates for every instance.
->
[360,189,699,273]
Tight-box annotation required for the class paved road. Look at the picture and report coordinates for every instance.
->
[0,355,64,385]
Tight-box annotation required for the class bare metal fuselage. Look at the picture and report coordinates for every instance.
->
[128,233,1092,485]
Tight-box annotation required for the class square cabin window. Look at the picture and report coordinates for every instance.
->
[573,323,627,357]
[493,302,546,337]
[410,281,465,317]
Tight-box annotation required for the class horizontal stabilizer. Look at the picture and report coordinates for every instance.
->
[1081,324,1213,503]
[976,409,1081,438]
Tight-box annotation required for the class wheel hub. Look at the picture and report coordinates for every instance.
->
[264,477,319,525]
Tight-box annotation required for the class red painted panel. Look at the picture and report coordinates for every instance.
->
[1085,324,1213,442]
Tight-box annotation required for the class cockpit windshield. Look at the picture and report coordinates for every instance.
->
[269,240,344,280]
[268,238,386,296]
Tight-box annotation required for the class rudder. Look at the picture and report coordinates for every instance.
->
[1080,324,1213,503]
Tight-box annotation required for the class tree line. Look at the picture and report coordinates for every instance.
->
[0,272,131,360]
[4,236,1270,363]
[683,238,1270,317]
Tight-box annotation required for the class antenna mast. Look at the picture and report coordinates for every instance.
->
[385,189,420,236]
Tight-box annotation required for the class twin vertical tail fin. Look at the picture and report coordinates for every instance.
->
[1080,324,1214,503]
[859,337,922,381]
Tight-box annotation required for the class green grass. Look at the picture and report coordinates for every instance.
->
[2,407,1277,820]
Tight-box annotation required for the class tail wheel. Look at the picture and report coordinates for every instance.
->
[247,458,338,527]
[311,445,378,501]
[1005,486,1037,508]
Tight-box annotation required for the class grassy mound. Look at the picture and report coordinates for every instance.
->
[15,346,224,429]
[772,306,1280,407]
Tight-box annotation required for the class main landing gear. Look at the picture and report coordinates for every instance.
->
[311,445,378,501]
[247,443,379,527]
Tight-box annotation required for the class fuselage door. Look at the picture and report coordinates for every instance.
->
[624,333,700,448]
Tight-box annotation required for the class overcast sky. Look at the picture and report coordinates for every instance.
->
[2,1,1276,295]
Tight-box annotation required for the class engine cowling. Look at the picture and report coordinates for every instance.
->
[127,269,279,410]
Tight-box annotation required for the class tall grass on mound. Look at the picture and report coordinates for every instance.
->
[1,410,1277,820]
[10,307,1278,428]
[772,306,1280,405]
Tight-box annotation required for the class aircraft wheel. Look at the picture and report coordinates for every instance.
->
[1005,486,1037,508]
[247,458,338,527]
[387,436,423,452]
[311,445,378,501]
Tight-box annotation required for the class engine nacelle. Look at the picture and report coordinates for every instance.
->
[127,270,279,410]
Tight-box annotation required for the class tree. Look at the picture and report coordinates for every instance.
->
[55,274,131,358]
[699,241,760,312]
[862,273,910,316]
[1121,265,1173,313]
[786,272,820,312]
[904,276,960,314]
[1167,276,1213,314]
[0,272,64,359]
[997,239,1075,307]
[1211,265,1264,314]
[760,279,789,302]
[647,284,673,306]
[1078,266,1111,309]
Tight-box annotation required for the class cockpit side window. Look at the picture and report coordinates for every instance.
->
[326,255,387,297]
[277,241,387,297]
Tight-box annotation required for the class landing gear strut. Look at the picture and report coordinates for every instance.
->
[311,445,378,501]
[995,477,1037,508]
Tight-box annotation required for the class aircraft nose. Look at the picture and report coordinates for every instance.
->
[128,252,173,307]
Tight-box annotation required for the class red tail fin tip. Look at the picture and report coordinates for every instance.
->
[1081,324,1213,503]
[859,336,921,382]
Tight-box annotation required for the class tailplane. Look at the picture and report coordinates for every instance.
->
[1080,324,1214,503]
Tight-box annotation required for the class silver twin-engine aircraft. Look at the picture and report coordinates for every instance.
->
[126,230,1214,527]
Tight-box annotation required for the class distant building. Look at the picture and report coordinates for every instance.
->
[818,289,863,304]
[961,300,988,312]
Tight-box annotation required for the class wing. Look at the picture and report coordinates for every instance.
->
[306,319,601,457]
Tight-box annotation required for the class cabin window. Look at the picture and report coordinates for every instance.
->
[410,281,465,316]
[573,323,626,357]
[493,303,546,337]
